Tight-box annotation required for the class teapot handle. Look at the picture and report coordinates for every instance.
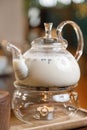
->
[56,20,84,61]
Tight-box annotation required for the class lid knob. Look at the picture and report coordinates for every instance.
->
[44,23,53,38]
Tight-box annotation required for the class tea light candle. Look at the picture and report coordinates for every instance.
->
[0,91,10,130]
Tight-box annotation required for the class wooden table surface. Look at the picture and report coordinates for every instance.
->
[10,108,87,130]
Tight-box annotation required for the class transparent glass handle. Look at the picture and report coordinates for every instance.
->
[56,20,84,61]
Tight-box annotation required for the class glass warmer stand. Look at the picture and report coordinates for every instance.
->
[12,85,79,124]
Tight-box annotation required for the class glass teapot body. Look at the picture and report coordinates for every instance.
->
[14,42,80,87]
[14,21,83,88]
[2,21,84,88]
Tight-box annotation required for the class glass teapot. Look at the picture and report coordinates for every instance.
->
[2,20,84,88]
[2,20,84,123]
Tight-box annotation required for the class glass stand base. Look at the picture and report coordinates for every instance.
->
[12,86,79,124]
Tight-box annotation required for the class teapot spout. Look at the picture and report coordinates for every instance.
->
[1,40,21,58]
[1,40,29,80]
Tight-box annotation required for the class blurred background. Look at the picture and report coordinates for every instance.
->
[0,0,87,109]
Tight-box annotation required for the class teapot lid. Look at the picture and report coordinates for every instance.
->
[31,23,68,48]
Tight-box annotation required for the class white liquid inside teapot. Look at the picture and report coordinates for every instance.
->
[14,51,80,87]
